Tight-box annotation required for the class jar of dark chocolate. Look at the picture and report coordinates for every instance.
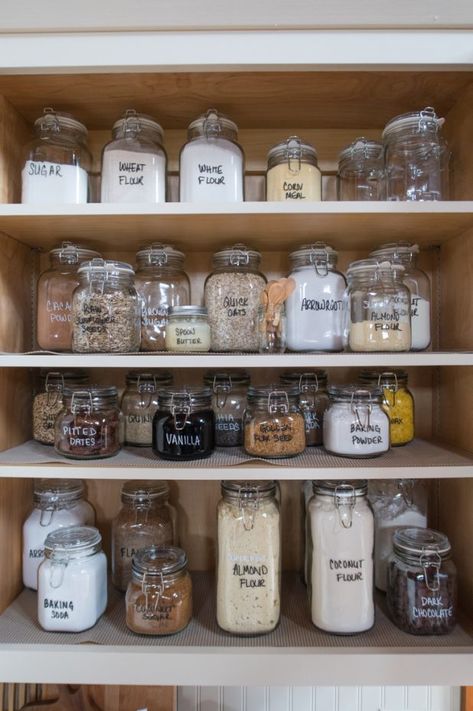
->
[279,371,329,446]
[387,527,457,635]
[152,388,215,460]
[55,386,122,459]
[203,370,250,447]
[121,370,173,446]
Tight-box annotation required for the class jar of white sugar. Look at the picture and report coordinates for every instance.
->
[266,136,321,201]
[217,480,281,635]
[179,108,244,202]
[37,525,107,632]
[307,480,374,634]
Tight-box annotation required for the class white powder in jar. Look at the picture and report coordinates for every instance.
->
[410,295,431,350]
[101,149,166,203]
[180,138,244,202]
[22,161,88,204]
[323,400,390,457]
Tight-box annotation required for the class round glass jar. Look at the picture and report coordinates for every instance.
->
[243,385,306,459]
[307,480,374,634]
[217,480,281,635]
[266,136,321,201]
[33,370,89,445]
[36,242,101,351]
[345,258,411,352]
[135,243,191,351]
[204,244,267,352]
[101,109,167,203]
[337,137,385,201]
[21,108,91,204]
[112,480,175,592]
[387,527,457,635]
[323,385,390,458]
[152,387,215,460]
[279,371,329,446]
[359,370,415,446]
[203,370,250,447]
[55,386,122,459]
[72,258,141,353]
[165,305,210,352]
[121,370,173,446]
[126,545,192,635]
[257,301,287,353]
[179,108,244,202]
[286,243,346,352]
[38,525,107,632]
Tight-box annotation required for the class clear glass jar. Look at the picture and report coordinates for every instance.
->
[243,385,306,459]
[266,136,322,201]
[359,370,415,446]
[345,258,411,352]
[21,108,91,204]
[126,545,192,635]
[22,479,95,590]
[101,109,167,203]
[387,527,457,635]
[337,137,385,201]
[72,258,141,353]
[36,242,101,351]
[258,302,287,353]
[307,480,374,634]
[135,243,191,351]
[204,244,267,352]
[383,107,451,201]
[55,386,122,459]
[203,370,250,446]
[217,480,281,635]
[286,243,346,352]
[179,108,244,202]
[370,242,431,351]
[280,371,329,446]
[121,370,173,446]
[165,305,210,352]
[33,370,89,445]
[112,480,175,591]
[153,387,215,461]
[323,385,390,458]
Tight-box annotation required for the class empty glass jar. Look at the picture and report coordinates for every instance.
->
[204,370,250,446]
[266,136,322,201]
[337,137,385,201]
[121,370,173,446]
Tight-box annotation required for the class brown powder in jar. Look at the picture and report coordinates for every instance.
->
[125,572,192,635]
[244,413,306,458]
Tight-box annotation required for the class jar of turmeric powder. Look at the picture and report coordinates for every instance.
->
[359,370,414,446]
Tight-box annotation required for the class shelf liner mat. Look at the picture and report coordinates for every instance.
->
[1,573,472,650]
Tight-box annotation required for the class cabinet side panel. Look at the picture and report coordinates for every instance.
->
[0,95,31,204]
[0,233,34,353]
[445,84,473,201]
[0,478,31,613]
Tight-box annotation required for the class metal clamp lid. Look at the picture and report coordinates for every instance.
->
[113,109,164,143]
[135,242,185,267]
[221,480,278,531]
[188,108,238,140]
[44,525,102,587]
[212,243,261,268]
[35,107,88,137]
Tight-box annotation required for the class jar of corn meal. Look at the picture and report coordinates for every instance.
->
[121,370,173,446]
[243,385,306,458]
[266,136,322,201]
[33,370,89,445]
[359,370,414,446]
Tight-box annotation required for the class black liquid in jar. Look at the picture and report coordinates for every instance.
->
[153,409,215,460]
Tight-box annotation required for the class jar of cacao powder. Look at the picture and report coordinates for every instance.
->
[152,388,215,461]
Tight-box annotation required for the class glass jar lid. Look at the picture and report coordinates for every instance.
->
[204,370,251,389]
[393,527,451,561]
[289,242,338,271]
[132,545,188,582]
[168,305,208,318]
[313,479,368,497]
[280,370,328,392]
[63,385,119,411]
[346,257,405,279]
[247,384,300,412]
[187,108,238,141]
[338,137,384,169]
[382,107,444,141]
[78,258,135,279]
[121,480,169,504]
[212,243,261,270]
[44,525,102,559]
[359,370,408,389]
[112,109,164,143]
[221,480,277,500]
[34,108,88,138]
[49,241,100,266]
[158,387,212,412]
[135,243,185,269]
[267,136,318,170]
[125,370,173,389]
[39,370,89,391]
[370,241,419,265]
[328,384,384,404]
[33,479,85,507]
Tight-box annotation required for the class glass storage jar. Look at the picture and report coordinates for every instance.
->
[33,370,89,445]
[165,306,210,352]
[279,371,329,446]
[345,258,411,352]
[101,109,167,203]
[204,244,267,352]
[359,370,415,446]
[203,370,250,447]
[243,385,306,458]
[72,258,141,353]
[179,108,244,202]
[337,137,385,201]
[266,136,322,201]
[387,527,457,635]
[307,480,374,634]
[121,370,173,446]
[38,525,107,632]
[153,387,215,460]
[286,243,346,352]
[126,545,192,635]
[217,480,281,635]
[135,243,191,351]
[257,301,287,354]
[21,108,91,204]
[55,385,122,459]
[112,480,175,591]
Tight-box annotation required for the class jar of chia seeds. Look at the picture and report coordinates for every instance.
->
[152,388,215,460]
[279,371,329,446]
[203,370,250,446]
[121,370,173,446]
[359,370,415,446]
[33,370,89,445]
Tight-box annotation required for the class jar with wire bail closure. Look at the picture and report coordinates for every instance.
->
[266,136,322,201]
[279,371,329,446]
[359,370,414,446]
[121,370,173,446]
[243,385,306,458]
[33,370,89,445]
[204,370,250,447]
[153,387,215,460]
[337,137,385,201]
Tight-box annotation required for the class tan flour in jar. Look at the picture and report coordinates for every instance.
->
[266,163,322,201]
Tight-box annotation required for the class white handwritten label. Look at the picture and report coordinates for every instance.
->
[21,161,88,204]
[101,149,166,203]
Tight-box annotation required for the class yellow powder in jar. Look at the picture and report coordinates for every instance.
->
[266,163,322,201]
[382,387,414,445]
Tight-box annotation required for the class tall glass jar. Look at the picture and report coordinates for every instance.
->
[203,370,250,446]
[279,371,329,446]
[217,480,281,635]
[243,385,306,458]
[21,108,91,204]
[36,242,101,351]
[359,370,415,446]
[204,244,267,352]
[121,370,173,446]
[33,370,89,445]
[179,108,244,202]
[72,258,141,353]
[112,480,175,591]
[101,109,167,203]
[135,243,191,351]
[286,243,346,352]
[266,136,322,201]
[337,137,385,201]
[345,258,411,352]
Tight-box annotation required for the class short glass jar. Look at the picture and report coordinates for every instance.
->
[121,370,173,447]
[387,527,457,635]
[257,302,287,353]
[153,387,215,460]
[126,545,192,635]
[135,243,191,351]
[243,385,306,459]
[179,108,244,202]
[33,370,89,445]
[36,242,101,351]
[266,136,322,201]
[112,480,175,592]
[359,370,415,446]
[101,110,167,203]
[72,259,141,353]
[203,370,250,447]
[323,385,390,458]
[217,480,281,635]
[165,306,210,352]
[337,137,385,201]
[55,386,122,459]
[279,371,329,446]
[38,525,107,632]
[22,108,91,204]
[204,244,267,352]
